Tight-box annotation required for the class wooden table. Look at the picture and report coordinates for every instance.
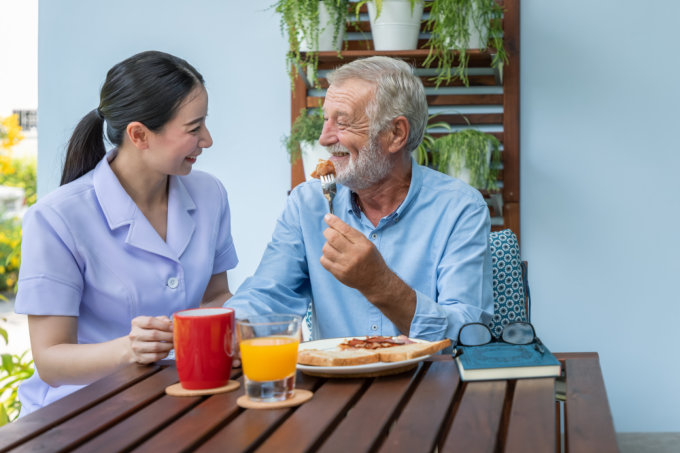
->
[0,353,617,453]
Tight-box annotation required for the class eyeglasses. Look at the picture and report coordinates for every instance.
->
[453,321,545,357]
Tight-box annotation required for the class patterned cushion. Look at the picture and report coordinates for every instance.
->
[488,229,528,336]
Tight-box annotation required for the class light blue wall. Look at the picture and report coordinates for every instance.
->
[38,0,679,432]
[521,0,680,432]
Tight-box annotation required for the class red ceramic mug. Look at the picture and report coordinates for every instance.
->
[173,307,235,389]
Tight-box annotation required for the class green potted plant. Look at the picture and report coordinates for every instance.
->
[431,129,501,189]
[424,0,507,87]
[283,108,328,181]
[274,0,350,88]
[415,123,501,190]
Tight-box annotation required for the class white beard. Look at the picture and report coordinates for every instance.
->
[328,138,393,191]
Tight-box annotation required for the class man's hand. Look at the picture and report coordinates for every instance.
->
[320,214,390,295]
[320,214,417,334]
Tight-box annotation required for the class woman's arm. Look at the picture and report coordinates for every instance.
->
[28,314,173,387]
[200,272,232,308]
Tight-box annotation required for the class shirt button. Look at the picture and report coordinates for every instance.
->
[371,324,378,331]
[167,277,179,289]
[371,233,377,240]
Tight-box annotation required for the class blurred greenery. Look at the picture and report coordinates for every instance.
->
[0,114,35,424]
[0,341,34,425]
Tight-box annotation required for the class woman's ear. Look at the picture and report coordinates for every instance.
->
[126,122,151,150]
[384,116,410,154]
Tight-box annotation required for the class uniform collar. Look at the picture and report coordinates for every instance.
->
[92,150,196,261]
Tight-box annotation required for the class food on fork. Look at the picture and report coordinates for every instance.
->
[297,337,451,366]
[310,159,335,179]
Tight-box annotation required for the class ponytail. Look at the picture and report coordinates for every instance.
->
[60,109,106,185]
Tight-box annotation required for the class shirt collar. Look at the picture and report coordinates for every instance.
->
[345,157,423,224]
[92,150,196,260]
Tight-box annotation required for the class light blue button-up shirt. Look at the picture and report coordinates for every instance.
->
[227,160,492,341]
[14,151,238,414]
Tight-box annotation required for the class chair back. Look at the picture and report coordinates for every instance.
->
[488,229,530,336]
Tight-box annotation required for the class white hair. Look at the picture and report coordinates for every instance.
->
[327,56,428,153]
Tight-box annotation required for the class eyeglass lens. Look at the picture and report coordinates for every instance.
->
[500,322,535,345]
[458,323,492,346]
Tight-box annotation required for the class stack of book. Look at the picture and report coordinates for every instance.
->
[454,342,561,381]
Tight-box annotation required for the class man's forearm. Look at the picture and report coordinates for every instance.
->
[361,268,416,335]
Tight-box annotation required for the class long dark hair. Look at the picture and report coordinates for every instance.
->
[60,51,205,185]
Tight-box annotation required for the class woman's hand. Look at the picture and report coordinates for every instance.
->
[127,315,174,364]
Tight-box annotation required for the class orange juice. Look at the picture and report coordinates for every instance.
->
[239,336,299,381]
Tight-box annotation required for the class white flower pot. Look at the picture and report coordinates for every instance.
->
[300,141,330,181]
[368,0,424,51]
[299,2,346,52]
[446,143,492,188]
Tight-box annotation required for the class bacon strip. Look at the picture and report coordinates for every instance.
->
[339,335,415,350]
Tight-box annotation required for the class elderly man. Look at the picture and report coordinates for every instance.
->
[227,56,492,341]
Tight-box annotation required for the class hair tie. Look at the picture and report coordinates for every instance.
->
[94,108,104,120]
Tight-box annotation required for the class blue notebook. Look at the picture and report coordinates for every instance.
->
[454,342,561,381]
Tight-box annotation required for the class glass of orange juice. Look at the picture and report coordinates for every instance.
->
[236,314,301,402]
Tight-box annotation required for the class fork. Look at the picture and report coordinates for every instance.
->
[320,174,337,215]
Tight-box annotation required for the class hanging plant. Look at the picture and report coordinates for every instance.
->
[275,0,350,89]
[423,0,507,87]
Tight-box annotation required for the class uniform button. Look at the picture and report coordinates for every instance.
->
[371,324,378,331]
[167,277,179,289]
[371,233,378,240]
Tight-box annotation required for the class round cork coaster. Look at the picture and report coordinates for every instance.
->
[236,389,313,409]
[165,380,240,397]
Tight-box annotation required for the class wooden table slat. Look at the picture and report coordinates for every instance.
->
[9,367,178,453]
[317,364,426,453]
[72,392,202,453]
[256,379,366,453]
[503,378,557,453]
[379,361,461,453]
[564,357,618,453]
[441,380,507,453]
[0,363,161,452]
[192,371,321,452]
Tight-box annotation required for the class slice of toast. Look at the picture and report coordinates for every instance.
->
[378,339,451,363]
[297,348,380,366]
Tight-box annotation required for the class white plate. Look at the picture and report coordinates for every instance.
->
[297,336,430,376]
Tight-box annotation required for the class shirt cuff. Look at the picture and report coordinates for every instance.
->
[408,290,449,341]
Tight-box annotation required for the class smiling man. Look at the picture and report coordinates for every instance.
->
[227,56,492,342]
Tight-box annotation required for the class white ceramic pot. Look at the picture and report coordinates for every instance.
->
[368,0,424,51]
[300,141,330,181]
[299,2,346,52]
[446,143,492,188]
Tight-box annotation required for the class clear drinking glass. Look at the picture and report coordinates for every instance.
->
[236,314,301,402]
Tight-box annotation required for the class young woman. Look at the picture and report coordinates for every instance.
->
[14,51,238,415]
